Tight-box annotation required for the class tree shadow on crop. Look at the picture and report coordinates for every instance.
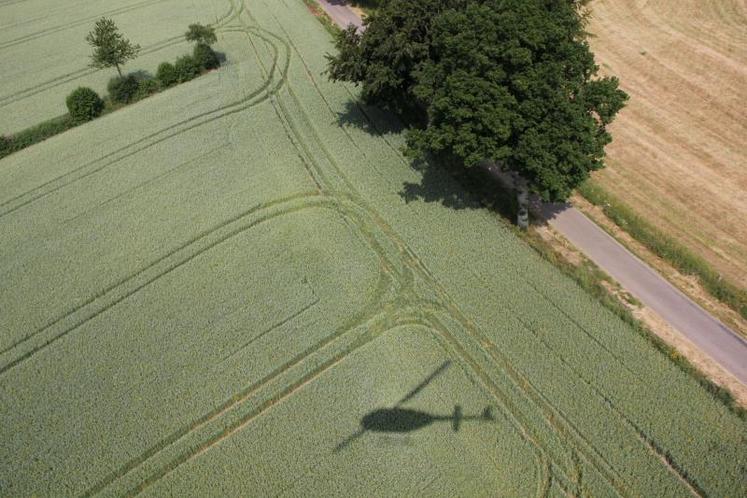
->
[335,97,519,222]
[334,361,495,451]
[407,158,520,220]
[335,99,407,137]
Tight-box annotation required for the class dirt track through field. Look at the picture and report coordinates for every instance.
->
[587,0,747,286]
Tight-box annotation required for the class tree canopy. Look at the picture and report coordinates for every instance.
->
[327,0,628,211]
[326,0,470,120]
[86,17,140,77]
[185,23,217,46]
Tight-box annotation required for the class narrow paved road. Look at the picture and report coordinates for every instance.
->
[316,0,363,30]
[314,0,747,386]
[545,204,747,384]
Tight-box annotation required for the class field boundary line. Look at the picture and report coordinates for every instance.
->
[0,0,168,51]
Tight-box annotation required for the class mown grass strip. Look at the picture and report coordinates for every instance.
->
[577,180,747,320]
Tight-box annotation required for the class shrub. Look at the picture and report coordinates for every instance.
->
[65,87,105,123]
[193,43,220,70]
[0,135,15,159]
[185,23,217,46]
[107,74,139,104]
[174,55,200,82]
[134,78,160,100]
[156,62,178,87]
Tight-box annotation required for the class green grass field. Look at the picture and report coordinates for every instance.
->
[1,0,745,496]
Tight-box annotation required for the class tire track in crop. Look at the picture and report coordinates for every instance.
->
[419,296,631,496]
[0,190,413,372]
[508,311,704,496]
[0,0,169,51]
[118,314,417,497]
[242,12,604,494]
[432,251,701,494]
[61,141,232,225]
[310,30,685,491]
[0,194,376,374]
[261,12,631,493]
[79,198,413,496]
[0,0,239,107]
[0,26,287,219]
[0,0,31,8]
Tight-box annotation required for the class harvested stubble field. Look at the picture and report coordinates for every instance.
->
[587,0,747,286]
[0,0,745,496]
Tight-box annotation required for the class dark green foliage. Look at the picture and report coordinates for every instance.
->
[107,74,139,104]
[134,78,161,101]
[327,0,628,203]
[326,0,469,119]
[174,55,200,82]
[185,23,217,46]
[66,87,105,123]
[193,43,220,70]
[0,115,74,159]
[408,0,628,202]
[86,17,140,77]
[156,62,178,87]
[0,135,14,157]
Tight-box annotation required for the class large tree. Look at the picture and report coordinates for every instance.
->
[328,0,627,228]
[326,0,469,121]
[86,17,141,77]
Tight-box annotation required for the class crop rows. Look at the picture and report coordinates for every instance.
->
[0,0,745,496]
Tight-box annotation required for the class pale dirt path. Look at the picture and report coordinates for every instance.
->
[313,0,747,385]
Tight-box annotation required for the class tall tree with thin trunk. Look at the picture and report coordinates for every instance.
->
[86,17,140,77]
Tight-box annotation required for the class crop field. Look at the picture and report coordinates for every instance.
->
[586,0,747,286]
[1,0,746,496]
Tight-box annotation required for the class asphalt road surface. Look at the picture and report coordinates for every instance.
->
[545,204,747,385]
[314,0,747,386]
[316,0,364,30]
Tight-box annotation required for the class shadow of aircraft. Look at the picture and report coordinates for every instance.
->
[335,361,495,451]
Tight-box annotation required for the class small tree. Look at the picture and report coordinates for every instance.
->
[174,55,200,82]
[156,62,178,87]
[86,17,140,77]
[185,23,217,46]
[66,87,105,124]
[193,43,219,70]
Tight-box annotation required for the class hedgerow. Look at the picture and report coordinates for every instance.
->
[0,21,223,159]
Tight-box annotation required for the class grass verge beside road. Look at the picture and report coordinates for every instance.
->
[578,180,747,320]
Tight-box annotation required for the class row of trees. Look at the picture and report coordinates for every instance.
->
[1,20,221,160]
[87,18,219,79]
[67,20,220,123]
[327,0,628,228]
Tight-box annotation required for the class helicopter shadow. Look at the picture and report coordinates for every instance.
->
[335,361,495,452]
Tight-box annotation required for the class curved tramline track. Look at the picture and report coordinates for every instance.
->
[80,3,717,496]
[0,0,745,496]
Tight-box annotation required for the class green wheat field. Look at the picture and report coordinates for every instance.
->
[0,0,745,496]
